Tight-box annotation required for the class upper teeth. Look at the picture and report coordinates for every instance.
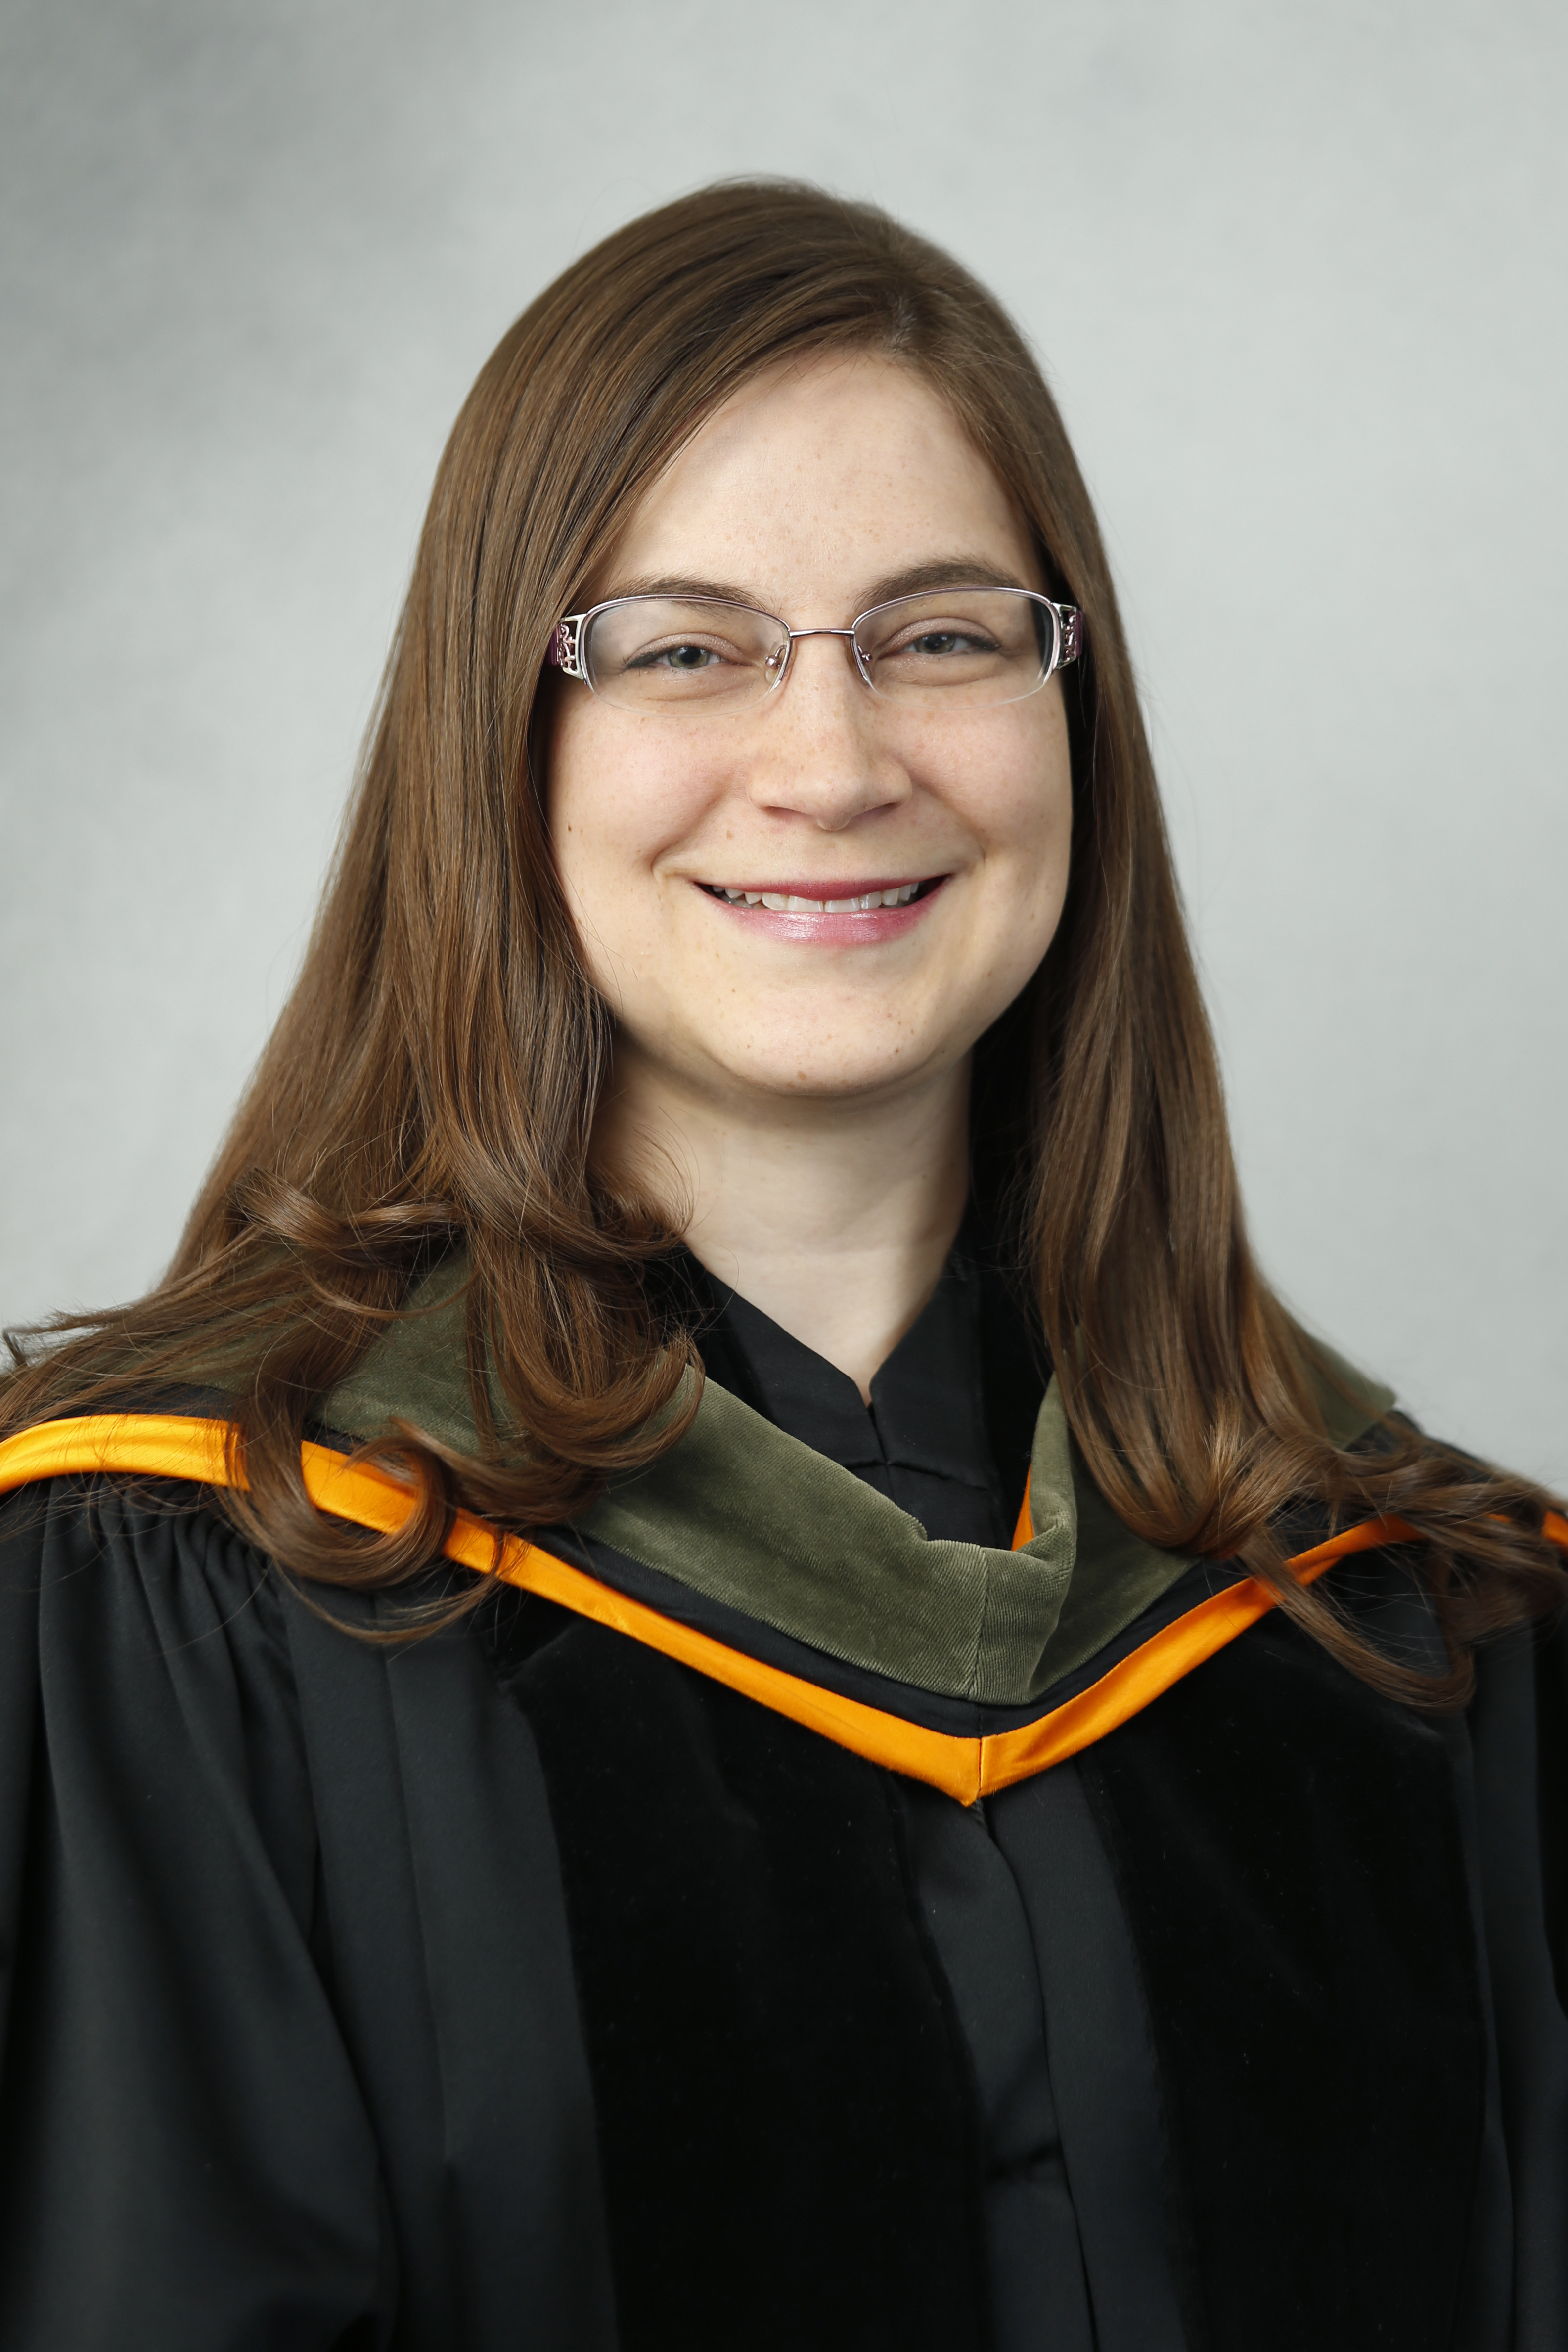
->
[714,882,923,912]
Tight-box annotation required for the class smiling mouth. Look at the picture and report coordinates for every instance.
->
[698,877,944,913]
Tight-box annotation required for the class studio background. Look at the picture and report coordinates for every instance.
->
[2,0,1563,1483]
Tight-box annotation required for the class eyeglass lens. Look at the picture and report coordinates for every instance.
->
[582,588,1056,715]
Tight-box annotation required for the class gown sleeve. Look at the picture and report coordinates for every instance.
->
[0,1472,396,2352]
[1468,1611,1568,2346]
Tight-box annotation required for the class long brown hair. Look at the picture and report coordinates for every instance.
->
[6,180,1563,1700]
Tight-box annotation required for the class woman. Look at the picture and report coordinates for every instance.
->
[1,181,1564,2352]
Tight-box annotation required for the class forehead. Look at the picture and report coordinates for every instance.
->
[592,350,1041,609]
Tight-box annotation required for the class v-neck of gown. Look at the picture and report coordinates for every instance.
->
[678,1240,1042,1552]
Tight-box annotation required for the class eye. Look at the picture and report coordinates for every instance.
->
[878,620,1004,664]
[624,636,745,673]
[899,626,999,659]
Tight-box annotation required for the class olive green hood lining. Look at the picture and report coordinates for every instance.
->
[318,1258,1392,1708]
[321,1253,497,1459]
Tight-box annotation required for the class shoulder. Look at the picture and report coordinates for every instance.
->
[0,1453,310,1813]
[3,1454,282,1642]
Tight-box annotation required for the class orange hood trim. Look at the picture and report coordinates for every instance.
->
[5,1414,1563,1806]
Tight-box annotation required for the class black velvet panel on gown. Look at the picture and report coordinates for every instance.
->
[486,1593,990,2352]
[1082,1606,1488,2352]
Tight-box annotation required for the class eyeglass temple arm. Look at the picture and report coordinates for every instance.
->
[547,617,588,678]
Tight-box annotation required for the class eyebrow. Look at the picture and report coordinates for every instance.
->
[589,556,1036,619]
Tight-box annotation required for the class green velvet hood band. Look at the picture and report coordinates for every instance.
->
[319,1256,1391,1708]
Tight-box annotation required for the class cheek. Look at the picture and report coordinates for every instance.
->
[547,702,713,907]
[925,699,1073,885]
[954,713,1075,992]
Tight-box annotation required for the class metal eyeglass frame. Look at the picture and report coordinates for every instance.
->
[545,586,1084,705]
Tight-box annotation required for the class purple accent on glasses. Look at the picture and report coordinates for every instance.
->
[1060,608,1084,666]
[547,617,587,678]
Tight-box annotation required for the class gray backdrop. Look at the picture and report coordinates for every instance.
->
[3,0,1564,1482]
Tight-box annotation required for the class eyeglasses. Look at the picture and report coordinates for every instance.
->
[546,585,1083,718]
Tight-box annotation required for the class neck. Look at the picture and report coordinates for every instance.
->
[595,1050,973,1400]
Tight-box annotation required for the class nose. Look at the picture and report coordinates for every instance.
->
[743,632,911,833]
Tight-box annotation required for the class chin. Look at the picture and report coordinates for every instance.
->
[718,1039,951,1101]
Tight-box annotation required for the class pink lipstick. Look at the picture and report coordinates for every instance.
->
[696,874,947,945]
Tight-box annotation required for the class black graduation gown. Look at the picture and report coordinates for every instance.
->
[1,1255,1565,2351]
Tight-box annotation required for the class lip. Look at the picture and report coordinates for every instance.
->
[693,873,949,945]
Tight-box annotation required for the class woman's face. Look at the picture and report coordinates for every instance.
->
[546,352,1074,1116]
